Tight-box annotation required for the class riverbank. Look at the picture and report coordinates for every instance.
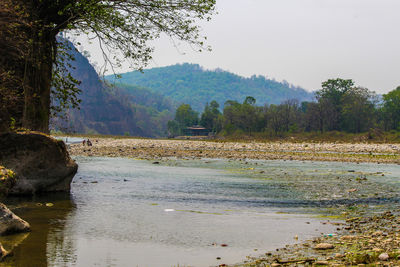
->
[68,137,400,164]
[238,209,400,266]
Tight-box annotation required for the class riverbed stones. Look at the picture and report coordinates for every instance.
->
[0,132,78,194]
[378,253,389,261]
[314,243,335,250]
[0,203,30,235]
[67,137,400,164]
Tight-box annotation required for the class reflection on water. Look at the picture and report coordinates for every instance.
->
[3,157,399,266]
[1,193,75,266]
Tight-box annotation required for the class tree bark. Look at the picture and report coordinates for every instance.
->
[22,32,54,133]
[0,1,56,134]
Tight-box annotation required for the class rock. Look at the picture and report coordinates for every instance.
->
[0,166,16,197]
[0,203,30,235]
[0,132,78,194]
[314,243,335,250]
[334,253,343,258]
[315,261,329,265]
[372,231,383,237]
[0,242,11,260]
[341,235,357,240]
[378,253,389,261]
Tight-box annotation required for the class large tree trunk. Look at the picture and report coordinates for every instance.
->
[0,1,56,134]
[22,32,54,133]
[0,0,27,132]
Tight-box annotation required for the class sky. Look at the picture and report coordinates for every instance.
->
[82,0,400,94]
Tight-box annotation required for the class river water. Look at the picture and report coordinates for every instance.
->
[2,157,400,267]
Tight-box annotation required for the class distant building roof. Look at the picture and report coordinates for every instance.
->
[186,125,207,130]
[183,125,210,136]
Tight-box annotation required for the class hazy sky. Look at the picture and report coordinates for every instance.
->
[83,0,400,93]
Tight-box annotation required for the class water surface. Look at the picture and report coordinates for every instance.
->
[3,157,399,266]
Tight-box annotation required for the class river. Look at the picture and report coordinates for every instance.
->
[2,157,400,266]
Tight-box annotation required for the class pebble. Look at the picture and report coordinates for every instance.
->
[314,243,335,250]
[379,253,389,261]
[68,138,400,164]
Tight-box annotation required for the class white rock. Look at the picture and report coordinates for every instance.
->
[378,252,389,261]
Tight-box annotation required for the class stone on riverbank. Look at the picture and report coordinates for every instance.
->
[67,137,400,164]
[0,203,30,235]
[314,243,334,250]
[0,132,77,194]
[378,253,389,261]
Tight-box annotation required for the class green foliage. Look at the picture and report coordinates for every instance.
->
[316,78,355,131]
[0,166,16,197]
[167,120,180,136]
[382,86,400,130]
[312,79,377,133]
[168,104,199,136]
[341,87,377,133]
[172,78,386,138]
[106,63,313,111]
[200,100,221,131]
[175,104,198,126]
[34,0,216,72]
[51,39,82,118]
[222,98,260,134]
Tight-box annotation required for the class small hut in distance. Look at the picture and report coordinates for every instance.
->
[183,125,210,136]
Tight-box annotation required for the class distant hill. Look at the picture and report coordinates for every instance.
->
[106,63,314,111]
[51,40,175,137]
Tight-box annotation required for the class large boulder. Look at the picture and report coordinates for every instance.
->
[0,132,78,194]
[0,203,30,235]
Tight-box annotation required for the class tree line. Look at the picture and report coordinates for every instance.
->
[168,79,400,137]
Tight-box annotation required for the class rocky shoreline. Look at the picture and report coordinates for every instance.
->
[68,137,400,164]
[238,210,400,266]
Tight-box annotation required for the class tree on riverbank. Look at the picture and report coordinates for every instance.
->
[168,104,199,136]
[179,79,398,137]
[382,86,400,131]
[0,0,216,133]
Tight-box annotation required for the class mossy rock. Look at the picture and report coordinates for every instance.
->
[346,251,378,264]
[0,166,16,197]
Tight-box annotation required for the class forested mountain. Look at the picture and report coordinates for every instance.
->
[51,41,175,137]
[106,63,313,111]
